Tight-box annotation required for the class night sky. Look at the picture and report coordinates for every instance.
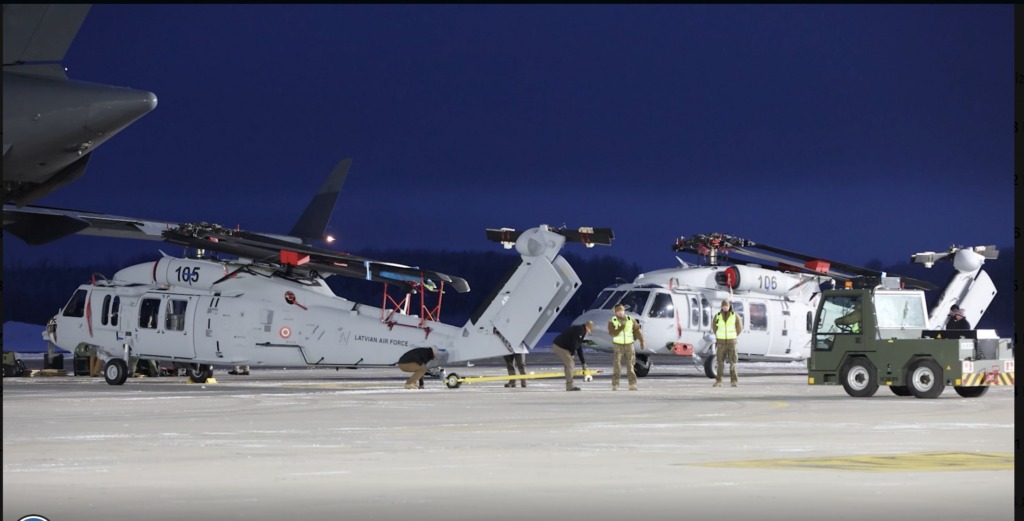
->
[3,5,1014,273]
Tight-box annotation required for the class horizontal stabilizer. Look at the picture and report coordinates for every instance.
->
[486,226,614,248]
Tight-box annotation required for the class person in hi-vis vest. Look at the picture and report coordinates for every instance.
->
[712,300,743,387]
[608,304,645,391]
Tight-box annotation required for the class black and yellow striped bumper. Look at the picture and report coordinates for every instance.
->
[958,372,1014,386]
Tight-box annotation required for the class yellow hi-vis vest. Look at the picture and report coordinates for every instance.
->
[715,312,738,340]
[611,317,635,345]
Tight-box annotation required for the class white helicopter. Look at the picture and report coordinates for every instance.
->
[46,221,614,385]
[571,233,996,380]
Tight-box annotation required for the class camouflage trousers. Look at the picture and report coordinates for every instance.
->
[716,340,738,384]
[612,343,637,388]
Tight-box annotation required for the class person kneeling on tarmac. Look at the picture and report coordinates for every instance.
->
[552,321,594,391]
[397,347,438,389]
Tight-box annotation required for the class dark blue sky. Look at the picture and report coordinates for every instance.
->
[4,5,1014,272]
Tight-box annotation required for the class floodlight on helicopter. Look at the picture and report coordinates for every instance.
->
[571,232,955,380]
[46,217,615,386]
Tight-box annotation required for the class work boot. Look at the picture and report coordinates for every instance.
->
[712,382,721,387]
[731,382,737,387]
[629,385,638,391]
[612,385,618,391]
[228,370,239,375]
[404,383,418,389]
[505,382,515,388]
[240,370,250,376]
[567,387,581,391]
[520,380,527,388]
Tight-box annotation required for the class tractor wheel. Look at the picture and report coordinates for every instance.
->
[889,385,912,397]
[907,358,944,399]
[840,358,878,398]
[953,385,988,398]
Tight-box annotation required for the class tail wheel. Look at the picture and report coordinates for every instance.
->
[634,354,652,378]
[953,385,988,398]
[889,385,912,397]
[840,358,878,397]
[445,373,462,389]
[104,359,129,386]
[188,364,213,383]
[907,358,944,399]
[703,354,717,379]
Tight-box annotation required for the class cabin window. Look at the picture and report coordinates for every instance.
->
[690,297,699,327]
[600,291,626,310]
[165,300,188,331]
[732,301,745,331]
[62,290,88,318]
[139,299,161,329]
[874,294,926,329]
[618,291,650,315]
[701,298,711,327]
[589,290,613,311]
[814,295,861,350]
[749,303,768,331]
[648,293,675,319]
[100,295,111,326]
[111,297,121,327]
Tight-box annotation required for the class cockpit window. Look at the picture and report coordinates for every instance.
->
[600,291,626,310]
[648,293,675,318]
[589,290,614,311]
[62,289,88,318]
[618,291,650,315]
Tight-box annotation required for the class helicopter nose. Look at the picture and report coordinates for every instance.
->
[84,87,158,136]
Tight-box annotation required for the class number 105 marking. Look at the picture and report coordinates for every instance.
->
[175,266,201,285]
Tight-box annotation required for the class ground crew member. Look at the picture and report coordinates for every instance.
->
[503,353,527,388]
[712,300,742,387]
[397,347,437,389]
[609,305,644,391]
[945,305,970,330]
[551,321,594,391]
[834,299,862,333]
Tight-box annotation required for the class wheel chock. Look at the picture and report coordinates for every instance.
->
[186,378,217,384]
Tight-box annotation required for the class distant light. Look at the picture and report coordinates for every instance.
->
[325,235,336,243]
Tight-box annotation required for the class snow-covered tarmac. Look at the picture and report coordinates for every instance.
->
[3,354,1015,521]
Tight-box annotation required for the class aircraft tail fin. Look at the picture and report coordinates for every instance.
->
[925,248,998,330]
[450,226,589,363]
[287,158,351,243]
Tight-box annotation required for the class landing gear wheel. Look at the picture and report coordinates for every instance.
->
[953,385,988,398]
[445,373,462,389]
[104,359,129,386]
[840,358,878,397]
[889,385,912,397]
[907,358,944,399]
[634,354,651,378]
[703,353,718,379]
[188,364,213,383]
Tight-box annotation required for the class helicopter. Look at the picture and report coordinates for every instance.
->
[571,233,998,380]
[46,221,614,385]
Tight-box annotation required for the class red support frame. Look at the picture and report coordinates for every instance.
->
[379,276,447,340]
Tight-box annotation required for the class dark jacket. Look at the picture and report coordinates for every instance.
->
[552,324,588,365]
[945,316,971,330]
[398,347,434,365]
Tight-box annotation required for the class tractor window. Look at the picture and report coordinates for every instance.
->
[101,295,111,326]
[749,303,768,331]
[139,299,161,329]
[814,295,861,350]
[619,291,650,315]
[701,298,711,327]
[648,293,675,318]
[690,297,699,327]
[589,290,613,311]
[62,290,88,318]
[111,297,121,327]
[165,300,188,331]
[874,294,926,329]
[600,291,626,310]
[732,301,746,331]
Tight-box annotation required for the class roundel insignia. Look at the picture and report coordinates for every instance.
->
[20,516,51,521]
[280,326,292,339]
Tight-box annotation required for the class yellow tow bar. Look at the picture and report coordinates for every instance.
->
[444,369,602,389]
